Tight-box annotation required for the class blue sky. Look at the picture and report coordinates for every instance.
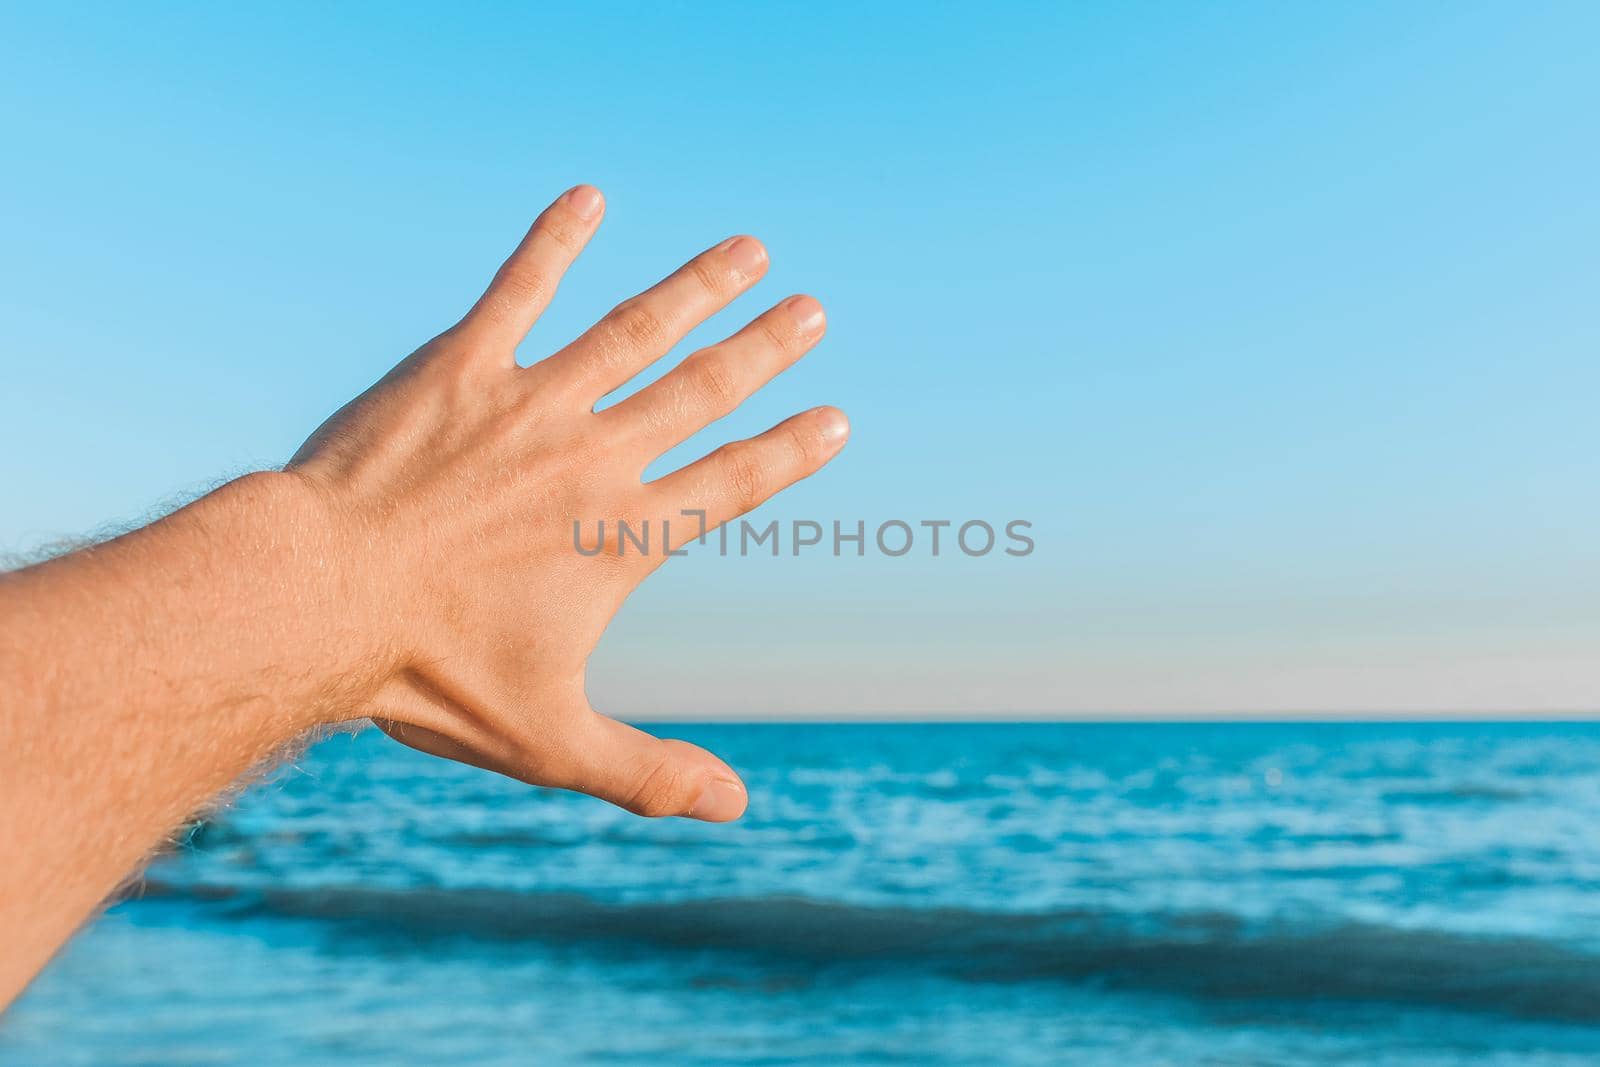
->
[2,3,1598,715]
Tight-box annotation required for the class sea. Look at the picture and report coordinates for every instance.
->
[8,722,1600,1065]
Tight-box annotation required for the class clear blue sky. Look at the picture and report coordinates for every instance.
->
[2,3,1598,715]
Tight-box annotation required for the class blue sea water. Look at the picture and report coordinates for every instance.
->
[9,722,1600,1065]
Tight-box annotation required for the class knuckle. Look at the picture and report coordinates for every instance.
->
[757,313,800,354]
[788,423,825,465]
[610,299,668,352]
[425,342,485,394]
[687,354,743,416]
[538,214,588,255]
[724,450,770,512]
[622,755,688,818]
[688,255,734,298]
[495,262,550,307]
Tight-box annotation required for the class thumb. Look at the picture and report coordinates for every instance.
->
[555,711,749,822]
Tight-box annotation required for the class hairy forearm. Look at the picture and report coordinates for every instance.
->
[0,471,370,1004]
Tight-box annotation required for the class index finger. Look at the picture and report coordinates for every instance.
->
[461,184,606,354]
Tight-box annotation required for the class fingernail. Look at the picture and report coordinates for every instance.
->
[719,236,767,279]
[817,406,850,447]
[565,185,603,220]
[786,294,826,334]
[688,778,747,822]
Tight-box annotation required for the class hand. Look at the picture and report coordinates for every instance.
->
[286,185,847,822]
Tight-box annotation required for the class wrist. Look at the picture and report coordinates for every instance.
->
[174,469,401,732]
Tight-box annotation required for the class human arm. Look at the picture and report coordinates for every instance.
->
[0,184,846,1004]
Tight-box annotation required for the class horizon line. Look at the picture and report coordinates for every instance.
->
[623,710,1600,724]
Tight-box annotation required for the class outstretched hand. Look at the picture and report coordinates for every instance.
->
[287,185,847,821]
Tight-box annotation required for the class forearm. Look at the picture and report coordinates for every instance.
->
[0,471,370,1004]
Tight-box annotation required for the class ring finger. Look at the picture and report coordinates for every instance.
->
[601,294,827,461]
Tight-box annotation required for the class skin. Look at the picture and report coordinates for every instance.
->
[0,185,847,1008]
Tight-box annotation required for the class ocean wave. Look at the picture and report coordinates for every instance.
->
[130,881,1600,1023]
[1381,784,1530,805]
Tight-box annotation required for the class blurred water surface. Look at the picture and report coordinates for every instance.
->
[10,722,1600,1065]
